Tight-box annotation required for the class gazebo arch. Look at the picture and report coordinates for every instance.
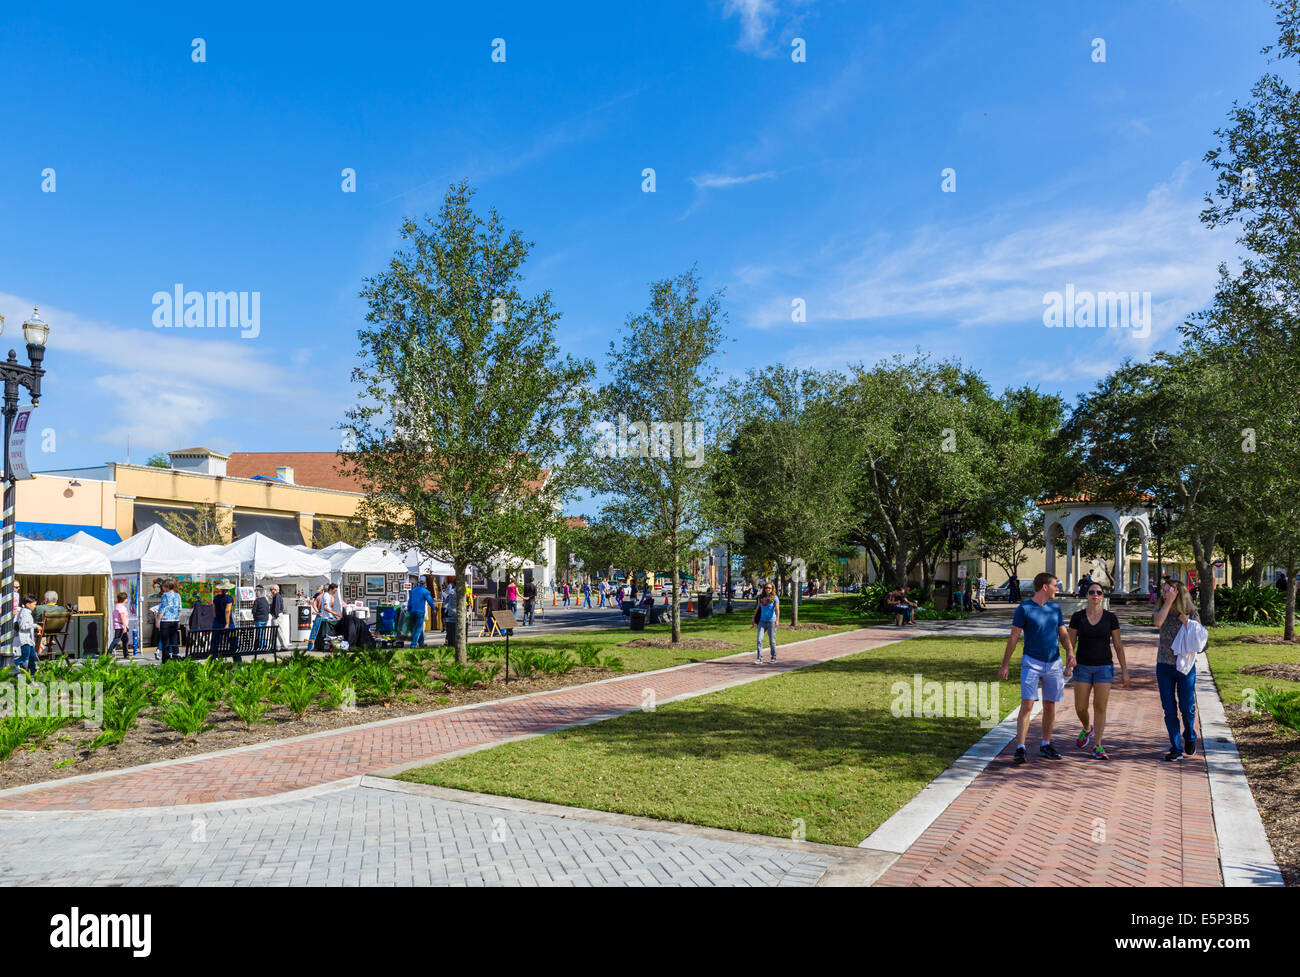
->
[1038,494,1153,595]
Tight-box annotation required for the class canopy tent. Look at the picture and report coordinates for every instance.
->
[107,524,239,576]
[62,531,116,554]
[327,545,408,576]
[17,538,112,576]
[366,541,455,577]
[208,533,331,580]
[15,539,115,658]
[320,541,357,554]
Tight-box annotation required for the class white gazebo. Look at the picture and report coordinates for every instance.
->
[1039,496,1153,595]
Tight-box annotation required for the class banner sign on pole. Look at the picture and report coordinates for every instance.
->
[8,407,34,481]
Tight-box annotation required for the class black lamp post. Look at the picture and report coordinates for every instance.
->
[941,508,964,611]
[725,540,733,614]
[981,547,991,582]
[0,308,49,658]
[1145,500,1169,592]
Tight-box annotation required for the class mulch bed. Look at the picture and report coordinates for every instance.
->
[1227,636,1300,645]
[1238,662,1300,681]
[0,667,612,793]
[1223,707,1300,887]
[620,638,741,651]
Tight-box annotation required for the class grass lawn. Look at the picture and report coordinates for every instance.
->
[1204,624,1300,708]
[403,595,878,674]
[396,635,1017,847]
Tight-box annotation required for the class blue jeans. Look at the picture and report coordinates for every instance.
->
[409,611,425,647]
[756,619,777,658]
[254,621,268,651]
[1156,662,1197,752]
[17,643,37,673]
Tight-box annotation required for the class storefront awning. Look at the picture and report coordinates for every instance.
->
[15,522,121,545]
[233,512,305,546]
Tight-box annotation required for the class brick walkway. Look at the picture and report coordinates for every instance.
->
[0,627,901,813]
[875,632,1222,886]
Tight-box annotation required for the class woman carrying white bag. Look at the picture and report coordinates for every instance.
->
[1152,579,1209,762]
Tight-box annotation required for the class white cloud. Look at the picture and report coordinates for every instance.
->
[734,163,1238,364]
[0,293,335,460]
[690,170,777,189]
[722,0,816,56]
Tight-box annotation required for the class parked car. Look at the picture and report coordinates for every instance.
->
[986,577,1036,602]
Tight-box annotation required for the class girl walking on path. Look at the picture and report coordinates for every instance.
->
[107,590,133,659]
[1152,580,1201,762]
[1067,582,1129,759]
[753,581,779,664]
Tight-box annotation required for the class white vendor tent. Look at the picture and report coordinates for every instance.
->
[62,531,116,554]
[108,524,239,577]
[17,538,112,576]
[210,533,331,581]
[327,545,408,577]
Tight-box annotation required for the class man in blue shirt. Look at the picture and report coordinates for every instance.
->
[407,578,437,648]
[999,572,1075,764]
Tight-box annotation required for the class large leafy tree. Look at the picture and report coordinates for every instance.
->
[841,354,1063,598]
[1057,348,1243,624]
[341,183,596,662]
[595,267,725,642]
[713,366,856,625]
[160,503,230,546]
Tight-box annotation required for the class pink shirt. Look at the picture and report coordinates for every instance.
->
[507,584,518,601]
[112,601,130,629]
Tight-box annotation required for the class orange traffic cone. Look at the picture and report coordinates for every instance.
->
[552,592,557,605]
[687,597,694,612]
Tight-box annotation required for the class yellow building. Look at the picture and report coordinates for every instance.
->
[19,448,364,546]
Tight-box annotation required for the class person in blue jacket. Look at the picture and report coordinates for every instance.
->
[407,578,438,648]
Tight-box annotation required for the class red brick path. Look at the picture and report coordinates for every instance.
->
[875,633,1221,886]
[0,628,902,812]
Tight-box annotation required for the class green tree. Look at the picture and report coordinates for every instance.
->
[595,267,725,642]
[312,517,374,549]
[714,366,856,625]
[145,453,171,469]
[160,503,230,546]
[979,505,1043,587]
[841,354,1063,599]
[341,183,596,663]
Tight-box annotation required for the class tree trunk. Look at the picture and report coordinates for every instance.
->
[1286,554,1297,643]
[671,535,681,643]
[453,564,468,665]
[790,563,801,627]
[1228,548,1244,588]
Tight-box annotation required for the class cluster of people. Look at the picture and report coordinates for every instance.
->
[1000,571,1201,764]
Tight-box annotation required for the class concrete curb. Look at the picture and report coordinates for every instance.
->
[1195,650,1286,887]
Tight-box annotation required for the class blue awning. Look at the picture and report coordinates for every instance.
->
[15,522,122,544]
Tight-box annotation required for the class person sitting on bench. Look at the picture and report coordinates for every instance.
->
[886,587,916,626]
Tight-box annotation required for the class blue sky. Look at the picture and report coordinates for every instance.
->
[0,0,1277,477]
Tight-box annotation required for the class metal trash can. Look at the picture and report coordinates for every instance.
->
[629,609,647,631]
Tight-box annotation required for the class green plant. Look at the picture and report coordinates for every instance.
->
[227,679,273,726]
[575,647,601,667]
[354,660,396,704]
[465,644,488,663]
[534,650,574,675]
[1256,685,1300,732]
[160,698,216,739]
[509,651,538,678]
[87,687,151,750]
[275,672,321,719]
[0,717,39,762]
[480,663,501,684]
[439,663,489,689]
[600,655,625,671]
[321,678,358,711]
[1215,586,1285,625]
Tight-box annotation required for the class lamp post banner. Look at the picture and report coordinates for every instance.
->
[8,407,34,481]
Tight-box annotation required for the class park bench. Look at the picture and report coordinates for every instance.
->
[183,625,283,661]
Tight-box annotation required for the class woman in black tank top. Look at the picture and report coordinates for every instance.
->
[1065,582,1129,759]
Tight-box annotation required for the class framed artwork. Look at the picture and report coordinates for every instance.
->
[385,593,397,603]
[365,574,385,596]
[367,599,379,610]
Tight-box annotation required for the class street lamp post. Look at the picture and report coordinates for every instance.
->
[0,308,49,661]
[940,508,964,611]
[725,540,733,614]
[1145,500,1169,593]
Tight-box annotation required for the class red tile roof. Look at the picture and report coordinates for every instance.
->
[227,453,363,492]
[226,452,550,495]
